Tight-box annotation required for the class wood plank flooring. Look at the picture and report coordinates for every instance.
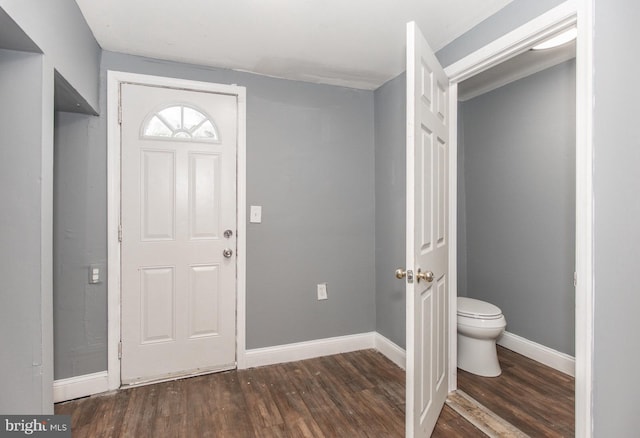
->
[457,346,575,437]
[56,350,396,437]
[56,346,573,437]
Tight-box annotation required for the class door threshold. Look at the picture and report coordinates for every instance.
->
[121,363,236,389]
[446,390,529,438]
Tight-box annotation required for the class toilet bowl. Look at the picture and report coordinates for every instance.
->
[457,297,506,377]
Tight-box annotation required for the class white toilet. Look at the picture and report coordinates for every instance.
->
[457,297,507,377]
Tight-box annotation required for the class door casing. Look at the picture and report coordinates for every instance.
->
[443,1,592,436]
[106,71,248,389]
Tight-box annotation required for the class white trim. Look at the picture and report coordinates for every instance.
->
[574,0,594,435]
[498,331,575,377]
[53,372,110,403]
[107,71,247,390]
[445,1,578,83]
[41,60,55,412]
[404,23,417,438]
[374,333,406,370]
[55,333,403,402]
[106,71,122,392]
[444,1,592,436]
[244,333,375,369]
[458,48,576,102]
[54,332,404,402]
[448,82,459,392]
[235,88,248,370]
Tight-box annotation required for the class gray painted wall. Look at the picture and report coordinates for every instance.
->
[0,49,54,413]
[592,1,640,435]
[458,60,576,355]
[374,73,406,349]
[0,0,100,111]
[53,50,376,378]
[54,112,106,379]
[0,8,39,52]
[0,0,100,411]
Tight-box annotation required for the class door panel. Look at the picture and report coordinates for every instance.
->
[140,266,175,343]
[406,22,450,437]
[187,264,220,338]
[120,83,237,385]
[189,153,220,239]
[141,150,176,240]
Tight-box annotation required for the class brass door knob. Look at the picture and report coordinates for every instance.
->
[416,269,434,283]
[395,268,414,283]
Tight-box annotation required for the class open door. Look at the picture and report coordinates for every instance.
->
[402,21,450,437]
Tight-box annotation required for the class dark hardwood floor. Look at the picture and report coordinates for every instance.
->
[56,346,573,437]
[57,350,399,437]
[457,345,575,437]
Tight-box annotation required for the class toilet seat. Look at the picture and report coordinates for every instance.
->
[457,297,503,320]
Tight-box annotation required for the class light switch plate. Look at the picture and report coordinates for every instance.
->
[89,264,101,284]
[317,283,328,300]
[250,205,262,223]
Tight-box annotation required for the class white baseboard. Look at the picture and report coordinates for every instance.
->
[53,371,110,403]
[374,333,406,370]
[54,331,404,401]
[244,332,376,369]
[498,331,575,377]
[52,332,571,402]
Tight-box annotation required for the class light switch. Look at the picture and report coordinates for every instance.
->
[317,283,328,300]
[250,205,262,223]
[89,264,101,284]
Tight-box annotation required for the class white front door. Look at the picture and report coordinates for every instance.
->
[120,83,238,385]
[405,22,450,436]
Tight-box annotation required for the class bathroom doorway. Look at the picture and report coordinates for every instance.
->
[454,26,577,433]
[457,40,577,366]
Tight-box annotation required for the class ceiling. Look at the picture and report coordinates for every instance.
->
[74,0,512,90]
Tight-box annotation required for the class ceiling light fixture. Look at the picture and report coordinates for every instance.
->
[532,27,577,50]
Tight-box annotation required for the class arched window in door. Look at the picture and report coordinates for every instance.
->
[142,104,219,142]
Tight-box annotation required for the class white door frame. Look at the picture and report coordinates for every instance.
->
[443,0,593,436]
[106,71,248,390]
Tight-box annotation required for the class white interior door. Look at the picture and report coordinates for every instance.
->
[120,83,237,385]
[405,22,450,436]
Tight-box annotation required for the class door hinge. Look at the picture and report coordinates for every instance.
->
[573,271,577,287]
[118,224,123,242]
[118,341,122,359]
[117,84,123,124]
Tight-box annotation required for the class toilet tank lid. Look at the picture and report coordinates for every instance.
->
[457,297,502,318]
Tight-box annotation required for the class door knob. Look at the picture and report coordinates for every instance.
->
[223,248,233,258]
[395,268,414,283]
[416,269,434,283]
